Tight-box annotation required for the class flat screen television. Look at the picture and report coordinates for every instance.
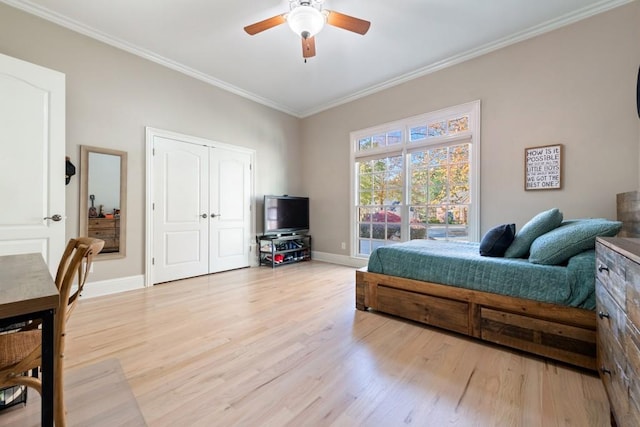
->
[264,195,309,235]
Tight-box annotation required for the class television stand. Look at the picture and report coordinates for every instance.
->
[257,234,311,268]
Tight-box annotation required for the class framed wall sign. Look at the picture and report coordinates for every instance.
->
[524,144,562,190]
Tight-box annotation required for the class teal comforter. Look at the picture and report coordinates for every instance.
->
[367,240,595,309]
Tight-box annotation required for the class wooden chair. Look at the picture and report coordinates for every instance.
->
[0,237,104,426]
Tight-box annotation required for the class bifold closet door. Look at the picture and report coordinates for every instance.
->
[152,136,250,284]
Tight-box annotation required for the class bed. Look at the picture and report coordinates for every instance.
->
[355,212,623,371]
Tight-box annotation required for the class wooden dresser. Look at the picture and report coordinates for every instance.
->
[87,218,120,253]
[596,237,640,426]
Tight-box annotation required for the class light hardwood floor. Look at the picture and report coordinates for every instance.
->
[4,261,610,426]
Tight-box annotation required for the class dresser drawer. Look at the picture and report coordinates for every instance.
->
[88,218,119,229]
[596,241,627,309]
[626,323,640,422]
[627,258,640,327]
[88,228,117,239]
[598,325,629,418]
[596,282,627,344]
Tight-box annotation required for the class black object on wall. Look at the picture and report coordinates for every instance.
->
[65,156,76,185]
[637,66,640,118]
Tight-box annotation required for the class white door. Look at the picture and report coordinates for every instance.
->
[209,149,251,273]
[0,53,65,276]
[152,136,209,283]
[150,131,253,284]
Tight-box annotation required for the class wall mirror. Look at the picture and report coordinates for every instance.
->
[79,145,127,259]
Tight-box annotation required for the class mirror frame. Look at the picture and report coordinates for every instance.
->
[79,145,127,260]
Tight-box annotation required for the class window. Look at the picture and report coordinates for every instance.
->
[352,101,480,257]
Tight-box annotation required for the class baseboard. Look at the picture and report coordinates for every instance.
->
[79,254,362,298]
[311,251,368,268]
[80,275,145,299]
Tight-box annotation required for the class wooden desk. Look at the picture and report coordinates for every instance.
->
[0,253,59,427]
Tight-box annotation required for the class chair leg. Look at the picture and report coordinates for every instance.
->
[54,355,66,427]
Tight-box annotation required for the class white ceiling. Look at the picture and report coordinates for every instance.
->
[2,0,631,117]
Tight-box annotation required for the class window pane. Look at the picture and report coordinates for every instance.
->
[450,144,469,163]
[358,191,372,205]
[410,179,426,205]
[427,206,444,224]
[448,116,469,133]
[372,134,384,149]
[359,223,371,238]
[427,225,447,240]
[410,206,428,224]
[358,207,376,221]
[449,164,470,204]
[428,166,447,204]
[428,121,446,137]
[409,224,427,240]
[358,137,371,151]
[410,126,427,142]
[410,151,426,166]
[387,130,402,146]
[358,239,371,255]
[428,147,448,166]
[358,161,372,174]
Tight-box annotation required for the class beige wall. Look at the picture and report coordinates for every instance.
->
[301,2,640,255]
[1,2,639,277]
[0,4,302,281]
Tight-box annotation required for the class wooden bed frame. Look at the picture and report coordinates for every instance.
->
[356,268,597,370]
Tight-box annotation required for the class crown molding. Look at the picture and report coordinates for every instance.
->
[1,0,632,119]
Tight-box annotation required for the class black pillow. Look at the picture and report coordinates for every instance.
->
[479,223,516,257]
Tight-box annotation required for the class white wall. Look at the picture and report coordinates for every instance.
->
[301,1,640,255]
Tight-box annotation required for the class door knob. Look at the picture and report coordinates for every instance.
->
[44,214,62,222]
[201,213,208,218]
[211,213,219,218]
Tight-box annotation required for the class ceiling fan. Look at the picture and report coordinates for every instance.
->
[244,0,370,61]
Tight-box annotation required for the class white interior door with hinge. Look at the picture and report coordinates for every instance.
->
[148,128,254,285]
[0,53,65,276]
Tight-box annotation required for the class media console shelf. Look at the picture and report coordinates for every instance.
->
[258,234,311,268]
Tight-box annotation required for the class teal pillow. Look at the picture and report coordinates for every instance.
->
[528,219,622,265]
[504,208,563,258]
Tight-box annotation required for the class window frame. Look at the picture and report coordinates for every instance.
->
[350,100,481,258]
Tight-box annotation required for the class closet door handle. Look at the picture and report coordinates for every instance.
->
[201,213,208,218]
[598,265,609,273]
[211,213,219,218]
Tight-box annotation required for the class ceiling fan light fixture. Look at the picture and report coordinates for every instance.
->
[287,5,325,38]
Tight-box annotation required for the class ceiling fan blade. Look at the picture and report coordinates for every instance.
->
[326,10,371,35]
[244,14,286,35]
[302,36,316,58]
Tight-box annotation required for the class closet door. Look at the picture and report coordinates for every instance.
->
[150,131,252,284]
[0,53,65,276]
[152,136,209,283]
[209,149,251,273]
